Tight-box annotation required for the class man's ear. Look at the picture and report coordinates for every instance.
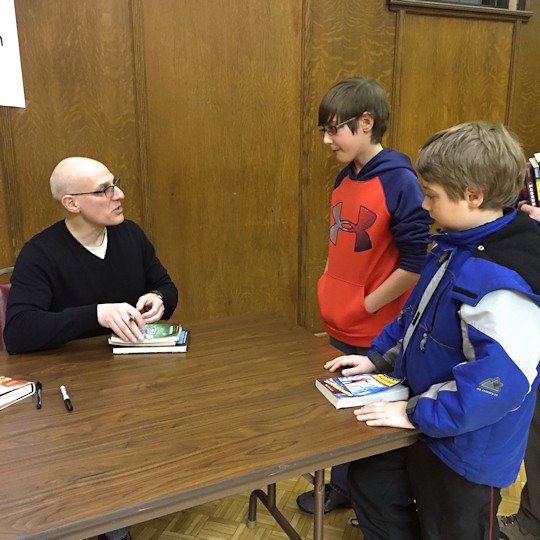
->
[465,186,484,208]
[358,111,374,134]
[60,195,81,214]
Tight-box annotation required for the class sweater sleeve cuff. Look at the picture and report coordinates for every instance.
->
[159,284,178,319]
[398,244,430,274]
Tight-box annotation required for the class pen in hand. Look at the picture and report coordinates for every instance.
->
[60,385,74,412]
[35,381,42,410]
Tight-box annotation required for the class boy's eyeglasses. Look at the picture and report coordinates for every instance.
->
[69,178,121,199]
[319,116,358,137]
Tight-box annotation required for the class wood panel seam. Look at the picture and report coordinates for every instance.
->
[130,0,152,237]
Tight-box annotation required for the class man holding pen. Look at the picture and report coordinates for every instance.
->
[4,157,178,540]
[4,157,177,352]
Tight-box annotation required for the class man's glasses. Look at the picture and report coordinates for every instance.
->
[319,116,358,137]
[69,178,121,199]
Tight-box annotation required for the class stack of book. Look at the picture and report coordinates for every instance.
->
[523,153,540,207]
[316,372,409,409]
[109,323,189,354]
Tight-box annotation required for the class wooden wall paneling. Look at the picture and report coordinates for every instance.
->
[508,0,540,155]
[300,0,397,332]
[8,0,141,248]
[393,11,514,161]
[0,109,21,267]
[142,0,302,323]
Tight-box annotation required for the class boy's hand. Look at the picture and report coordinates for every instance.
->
[353,400,415,429]
[324,354,376,375]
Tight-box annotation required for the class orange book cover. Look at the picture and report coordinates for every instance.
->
[0,375,36,411]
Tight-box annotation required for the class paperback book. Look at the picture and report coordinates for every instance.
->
[0,375,36,411]
[316,373,409,409]
[111,329,189,355]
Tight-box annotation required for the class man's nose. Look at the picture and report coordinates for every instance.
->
[112,186,125,200]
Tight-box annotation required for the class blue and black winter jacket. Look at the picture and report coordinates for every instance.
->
[369,210,540,487]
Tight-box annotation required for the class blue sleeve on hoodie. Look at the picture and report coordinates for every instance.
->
[334,149,432,274]
[381,168,433,273]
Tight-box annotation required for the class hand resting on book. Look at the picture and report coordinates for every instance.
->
[353,399,414,429]
[324,354,376,376]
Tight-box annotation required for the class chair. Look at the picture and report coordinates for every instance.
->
[0,267,14,351]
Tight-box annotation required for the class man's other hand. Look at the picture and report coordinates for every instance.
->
[136,292,165,323]
[519,202,540,222]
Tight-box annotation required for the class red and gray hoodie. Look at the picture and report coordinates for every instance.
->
[318,148,432,347]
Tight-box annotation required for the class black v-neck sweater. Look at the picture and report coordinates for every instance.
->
[5,220,178,354]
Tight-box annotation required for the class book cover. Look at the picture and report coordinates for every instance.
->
[112,330,189,355]
[0,375,36,411]
[524,162,539,207]
[108,323,182,347]
[316,373,409,409]
[529,156,540,205]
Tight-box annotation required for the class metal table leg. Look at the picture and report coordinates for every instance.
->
[313,469,325,540]
[247,469,326,539]
[247,483,302,539]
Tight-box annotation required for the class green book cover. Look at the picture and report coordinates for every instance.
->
[143,323,180,340]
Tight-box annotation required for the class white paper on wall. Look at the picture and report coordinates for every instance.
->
[0,0,26,108]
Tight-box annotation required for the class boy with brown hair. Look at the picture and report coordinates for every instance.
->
[326,122,540,539]
[297,77,432,513]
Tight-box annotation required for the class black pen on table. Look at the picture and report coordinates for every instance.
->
[60,385,74,412]
[35,381,42,409]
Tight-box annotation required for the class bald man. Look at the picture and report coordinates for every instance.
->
[4,157,178,355]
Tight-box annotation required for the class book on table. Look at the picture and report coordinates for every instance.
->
[523,162,539,207]
[530,155,540,204]
[0,375,36,411]
[109,323,189,354]
[316,373,409,409]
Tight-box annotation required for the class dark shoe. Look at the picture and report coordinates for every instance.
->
[498,514,539,539]
[97,533,131,540]
[296,484,351,514]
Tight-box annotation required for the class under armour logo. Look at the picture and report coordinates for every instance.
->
[330,203,376,252]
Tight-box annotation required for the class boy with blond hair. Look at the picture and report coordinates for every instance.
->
[326,122,540,539]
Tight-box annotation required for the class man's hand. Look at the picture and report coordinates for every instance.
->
[519,202,540,222]
[136,292,165,323]
[353,400,415,429]
[97,302,144,342]
[324,354,376,376]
